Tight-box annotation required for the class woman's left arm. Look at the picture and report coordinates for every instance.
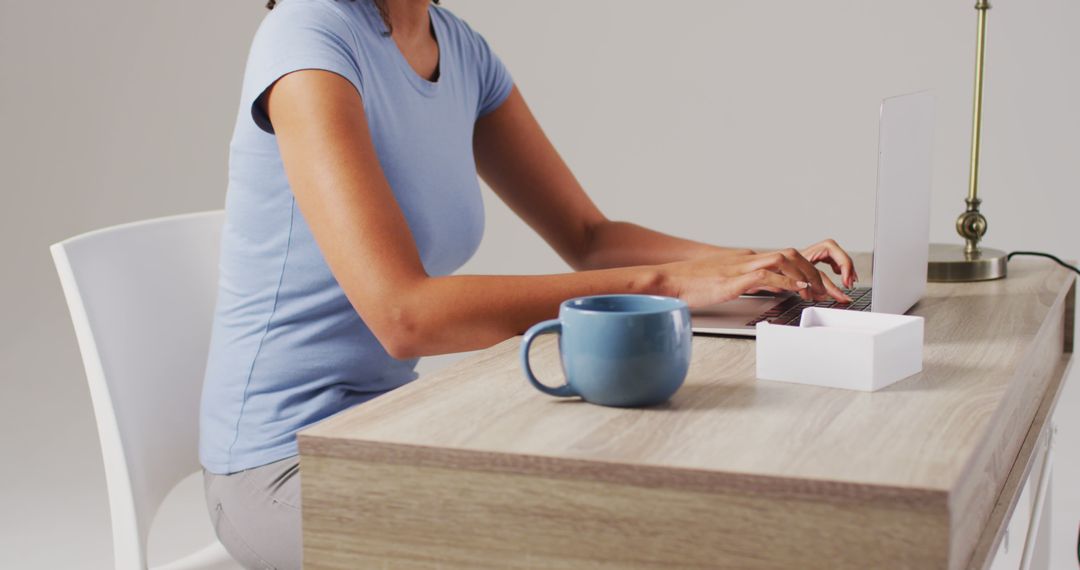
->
[473,87,857,288]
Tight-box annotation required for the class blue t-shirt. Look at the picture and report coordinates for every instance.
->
[200,0,513,474]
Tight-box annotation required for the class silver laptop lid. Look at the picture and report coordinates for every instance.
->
[870,92,935,314]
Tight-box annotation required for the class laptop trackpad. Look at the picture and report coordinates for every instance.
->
[691,295,785,331]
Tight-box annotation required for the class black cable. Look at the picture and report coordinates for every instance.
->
[1007,251,1080,275]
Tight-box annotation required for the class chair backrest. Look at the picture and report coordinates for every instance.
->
[51,211,224,569]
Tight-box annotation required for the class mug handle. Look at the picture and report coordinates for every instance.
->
[520,319,577,398]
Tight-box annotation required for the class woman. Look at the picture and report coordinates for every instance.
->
[200,0,857,567]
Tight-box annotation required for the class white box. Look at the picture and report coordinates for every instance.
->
[755,307,924,392]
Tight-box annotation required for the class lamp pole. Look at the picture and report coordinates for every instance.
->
[927,0,1008,282]
[961,0,989,255]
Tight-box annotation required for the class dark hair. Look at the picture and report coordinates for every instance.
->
[265,0,440,34]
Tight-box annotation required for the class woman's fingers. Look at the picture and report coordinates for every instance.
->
[803,239,858,289]
[775,248,827,300]
[742,252,814,300]
[678,246,853,307]
[822,240,856,287]
[745,286,784,294]
[815,253,844,277]
[738,260,848,303]
[731,268,809,298]
[742,247,854,302]
[819,270,853,303]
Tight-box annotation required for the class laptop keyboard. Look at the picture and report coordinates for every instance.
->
[745,287,872,327]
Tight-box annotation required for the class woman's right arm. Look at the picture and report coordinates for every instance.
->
[266,70,810,359]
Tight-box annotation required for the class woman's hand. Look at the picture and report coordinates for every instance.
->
[660,248,854,308]
[733,240,857,300]
[801,238,858,290]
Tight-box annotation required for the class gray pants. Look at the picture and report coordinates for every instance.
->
[203,455,302,570]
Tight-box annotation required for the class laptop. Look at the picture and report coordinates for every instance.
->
[691,91,934,336]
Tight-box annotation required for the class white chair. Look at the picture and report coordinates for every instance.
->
[51,211,239,570]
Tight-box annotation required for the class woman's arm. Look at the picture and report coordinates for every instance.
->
[473,88,857,289]
[266,70,815,359]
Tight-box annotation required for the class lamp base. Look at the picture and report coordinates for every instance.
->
[927,243,1007,282]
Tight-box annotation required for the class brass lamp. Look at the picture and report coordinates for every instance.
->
[927,0,1008,282]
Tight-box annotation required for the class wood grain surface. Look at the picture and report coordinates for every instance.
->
[299,257,1074,569]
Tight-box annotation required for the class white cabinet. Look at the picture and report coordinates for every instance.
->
[988,423,1055,570]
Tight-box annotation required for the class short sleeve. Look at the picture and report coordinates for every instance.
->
[472,32,513,118]
[242,1,364,134]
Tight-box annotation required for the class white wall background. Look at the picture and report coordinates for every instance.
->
[1,1,1077,568]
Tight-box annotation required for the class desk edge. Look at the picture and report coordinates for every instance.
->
[298,432,946,508]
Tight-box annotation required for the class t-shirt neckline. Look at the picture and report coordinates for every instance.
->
[359,1,442,97]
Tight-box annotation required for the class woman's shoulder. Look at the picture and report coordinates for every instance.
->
[431,5,491,53]
[240,0,376,133]
[255,0,375,45]
[432,5,513,116]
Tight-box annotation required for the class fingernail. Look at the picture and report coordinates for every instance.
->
[796,281,810,289]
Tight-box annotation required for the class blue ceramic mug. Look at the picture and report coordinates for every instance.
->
[520,294,692,407]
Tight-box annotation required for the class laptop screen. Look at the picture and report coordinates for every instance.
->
[870,92,935,315]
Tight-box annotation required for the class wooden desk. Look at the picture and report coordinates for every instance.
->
[299,258,1074,570]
